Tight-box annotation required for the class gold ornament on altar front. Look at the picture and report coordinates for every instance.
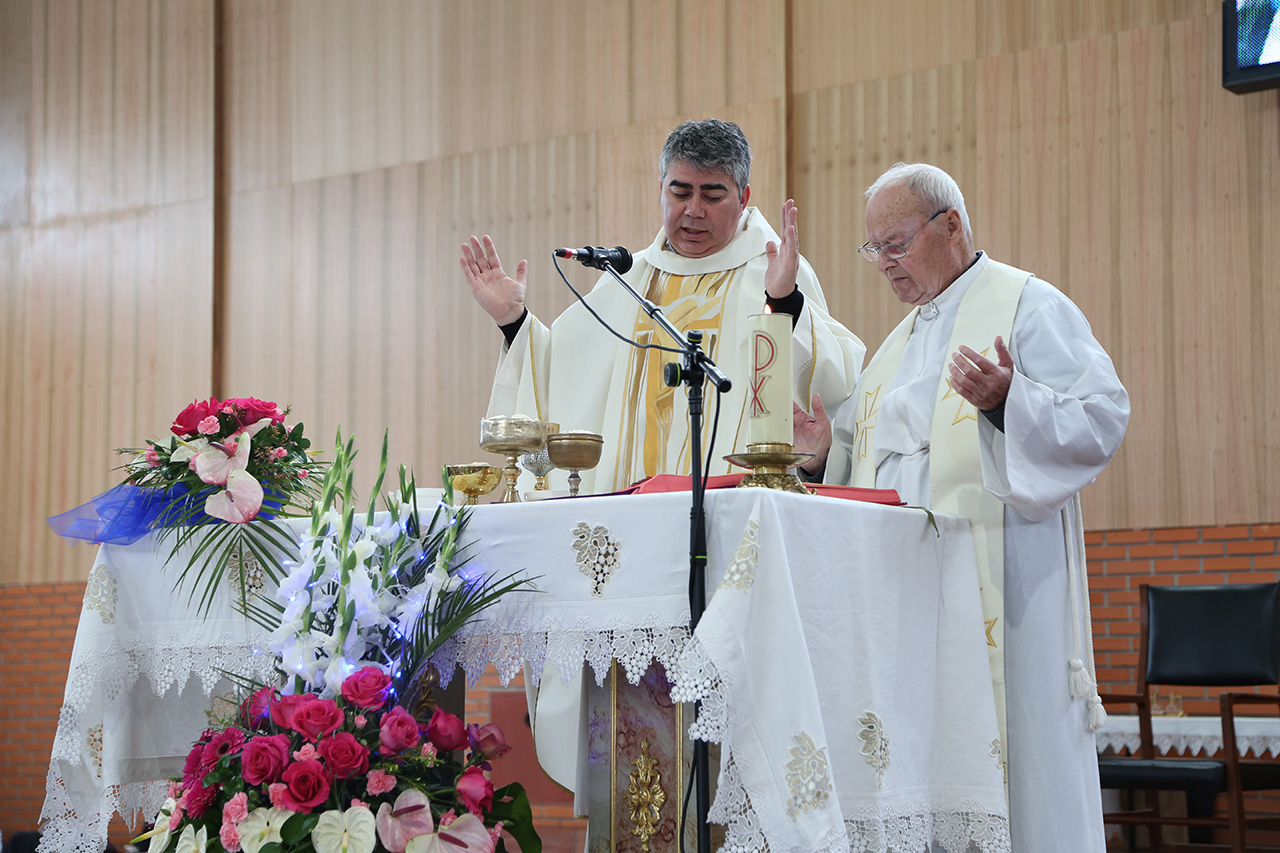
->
[625,738,666,852]
[546,431,603,497]
[725,441,813,493]
[445,463,502,505]
[480,416,550,503]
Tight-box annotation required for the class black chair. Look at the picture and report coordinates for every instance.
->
[1098,582,1280,852]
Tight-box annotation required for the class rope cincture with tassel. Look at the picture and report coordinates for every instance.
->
[1065,492,1107,732]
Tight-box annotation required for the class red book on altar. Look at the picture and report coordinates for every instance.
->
[621,474,903,505]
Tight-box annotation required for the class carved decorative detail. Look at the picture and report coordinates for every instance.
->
[625,738,666,851]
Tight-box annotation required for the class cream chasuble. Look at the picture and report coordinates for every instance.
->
[486,208,866,805]
[849,257,1026,771]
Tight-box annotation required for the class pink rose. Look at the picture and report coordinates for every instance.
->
[379,706,421,755]
[365,768,396,796]
[198,415,221,435]
[270,692,313,730]
[290,697,344,742]
[219,822,242,852]
[280,759,331,813]
[225,397,285,426]
[171,397,222,437]
[240,687,274,730]
[354,715,367,728]
[467,723,511,762]
[456,767,494,815]
[240,734,291,786]
[426,707,468,753]
[341,667,392,711]
[318,732,370,779]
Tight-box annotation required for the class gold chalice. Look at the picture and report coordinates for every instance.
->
[546,431,604,497]
[445,463,502,505]
[480,416,549,503]
[520,422,560,490]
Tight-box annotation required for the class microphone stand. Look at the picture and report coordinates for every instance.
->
[596,260,728,853]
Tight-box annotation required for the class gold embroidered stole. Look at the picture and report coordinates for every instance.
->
[612,266,736,488]
[851,260,1027,763]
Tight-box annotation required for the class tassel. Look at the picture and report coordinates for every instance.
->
[1087,695,1108,732]
[1069,657,1092,698]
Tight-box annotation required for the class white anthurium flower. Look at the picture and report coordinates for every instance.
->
[170,437,210,465]
[239,807,295,853]
[242,416,275,437]
[403,813,495,853]
[313,807,377,853]
[173,823,209,853]
[193,432,252,486]
[137,797,178,852]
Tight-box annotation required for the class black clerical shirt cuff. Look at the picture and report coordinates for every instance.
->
[499,308,529,347]
[981,400,1006,433]
[765,288,805,330]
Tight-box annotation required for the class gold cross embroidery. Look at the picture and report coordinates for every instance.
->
[985,616,999,648]
[854,385,882,460]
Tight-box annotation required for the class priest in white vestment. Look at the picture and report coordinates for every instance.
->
[796,162,1129,852]
[461,119,865,809]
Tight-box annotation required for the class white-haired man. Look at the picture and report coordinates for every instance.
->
[797,162,1129,851]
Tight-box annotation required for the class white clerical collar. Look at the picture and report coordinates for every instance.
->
[918,251,987,321]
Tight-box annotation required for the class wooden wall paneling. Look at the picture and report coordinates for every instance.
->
[370,1,404,171]
[79,0,115,215]
[790,0,977,94]
[975,0,1217,60]
[1252,89,1280,520]
[594,119,671,252]
[1178,15,1265,524]
[0,0,32,229]
[314,174,357,449]
[114,0,154,212]
[1113,24,1184,527]
[226,0,291,193]
[153,0,214,205]
[289,179,324,449]
[399,1,441,166]
[1063,34,1130,528]
[351,168,391,458]
[673,1,731,116]
[628,0,680,123]
[32,0,81,224]
[224,186,294,402]
[290,4,327,182]
[0,228,33,582]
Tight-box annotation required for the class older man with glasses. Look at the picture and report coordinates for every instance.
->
[796,162,1129,852]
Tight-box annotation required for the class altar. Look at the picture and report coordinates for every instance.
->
[42,487,1010,852]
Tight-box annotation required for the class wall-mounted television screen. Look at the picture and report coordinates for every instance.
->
[1224,0,1280,93]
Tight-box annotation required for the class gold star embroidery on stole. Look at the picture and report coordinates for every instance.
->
[854,385,882,460]
[942,346,991,425]
[985,616,999,648]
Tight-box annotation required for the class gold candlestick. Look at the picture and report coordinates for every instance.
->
[725,442,813,494]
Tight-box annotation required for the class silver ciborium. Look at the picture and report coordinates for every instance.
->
[520,422,560,490]
[480,416,549,503]
[546,431,604,497]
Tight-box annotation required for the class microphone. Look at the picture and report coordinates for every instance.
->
[554,245,633,274]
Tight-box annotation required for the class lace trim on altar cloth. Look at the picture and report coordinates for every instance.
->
[672,635,1010,853]
[40,766,171,853]
[451,614,691,688]
[49,634,277,766]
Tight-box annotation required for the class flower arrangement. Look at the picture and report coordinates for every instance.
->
[137,430,540,852]
[139,667,536,853]
[122,396,324,526]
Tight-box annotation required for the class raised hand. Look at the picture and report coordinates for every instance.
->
[764,199,800,299]
[949,336,1014,411]
[460,235,528,327]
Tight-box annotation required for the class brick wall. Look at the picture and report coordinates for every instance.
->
[5,521,1278,850]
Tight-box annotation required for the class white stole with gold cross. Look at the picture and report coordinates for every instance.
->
[850,258,1028,764]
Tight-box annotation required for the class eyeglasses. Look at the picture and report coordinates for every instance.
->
[858,209,947,262]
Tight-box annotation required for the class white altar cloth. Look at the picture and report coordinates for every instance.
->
[43,488,1010,853]
[1095,714,1280,758]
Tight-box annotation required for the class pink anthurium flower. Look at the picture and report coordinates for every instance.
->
[194,432,252,486]
[205,469,264,523]
[375,790,436,853]
[403,813,494,853]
